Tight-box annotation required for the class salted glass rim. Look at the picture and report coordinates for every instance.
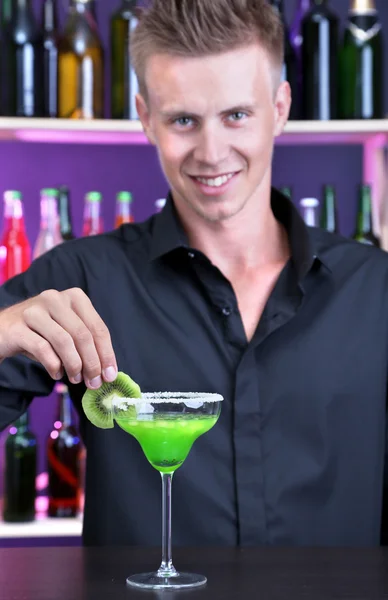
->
[112,392,224,406]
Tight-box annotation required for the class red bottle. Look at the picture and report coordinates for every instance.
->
[82,191,104,236]
[0,191,31,282]
[114,191,134,228]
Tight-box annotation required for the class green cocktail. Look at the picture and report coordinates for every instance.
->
[115,413,219,473]
[112,391,223,590]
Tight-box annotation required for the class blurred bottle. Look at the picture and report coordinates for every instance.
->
[1,0,44,117]
[290,0,311,103]
[82,191,103,236]
[0,191,31,282]
[290,0,311,62]
[1,0,13,26]
[110,0,139,120]
[302,0,339,120]
[270,0,299,119]
[280,186,293,200]
[57,186,75,241]
[33,188,62,259]
[154,198,166,213]
[352,184,380,246]
[320,185,339,233]
[58,0,104,119]
[47,384,82,518]
[300,197,319,226]
[115,191,134,227]
[3,410,37,523]
[339,0,383,119]
[42,0,59,117]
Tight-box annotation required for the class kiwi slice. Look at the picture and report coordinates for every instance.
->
[82,371,141,429]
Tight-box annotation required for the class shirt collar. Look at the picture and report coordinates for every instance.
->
[150,188,330,281]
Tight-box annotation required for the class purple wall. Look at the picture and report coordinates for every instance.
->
[0,0,387,490]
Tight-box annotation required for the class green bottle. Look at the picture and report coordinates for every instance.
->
[110,0,139,119]
[339,0,383,119]
[3,411,37,523]
[352,184,380,247]
[302,0,339,120]
[1,0,13,26]
[320,185,339,233]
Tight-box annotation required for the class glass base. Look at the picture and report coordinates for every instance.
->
[126,571,207,590]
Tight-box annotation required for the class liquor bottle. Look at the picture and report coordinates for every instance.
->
[352,184,380,246]
[115,191,134,227]
[2,411,37,523]
[57,186,75,241]
[33,188,62,259]
[58,0,104,119]
[42,0,59,118]
[82,191,103,236]
[302,0,339,120]
[47,384,82,518]
[1,0,13,27]
[280,186,293,200]
[339,0,383,120]
[154,198,166,213]
[0,191,31,281]
[320,185,339,233]
[110,0,139,120]
[270,0,299,119]
[1,0,44,117]
[300,197,319,227]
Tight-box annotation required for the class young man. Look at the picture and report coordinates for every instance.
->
[0,0,387,547]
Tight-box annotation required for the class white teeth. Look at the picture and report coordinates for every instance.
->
[195,173,234,187]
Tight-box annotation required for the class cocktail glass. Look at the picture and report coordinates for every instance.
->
[112,391,223,590]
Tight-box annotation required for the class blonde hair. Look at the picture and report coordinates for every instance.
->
[131,0,284,99]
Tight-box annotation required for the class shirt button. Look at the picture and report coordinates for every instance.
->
[222,307,232,317]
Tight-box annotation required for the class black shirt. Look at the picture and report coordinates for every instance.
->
[1,189,388,547]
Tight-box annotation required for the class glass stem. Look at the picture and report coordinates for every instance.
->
[157,472,177,578]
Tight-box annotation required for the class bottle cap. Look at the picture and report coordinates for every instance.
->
[300,198,319,208]
[86,192,102,203]
[117,191,133,203]
[41,188,59,197]
[4,190,22,200]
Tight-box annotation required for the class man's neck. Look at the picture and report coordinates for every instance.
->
[174,188,290,279]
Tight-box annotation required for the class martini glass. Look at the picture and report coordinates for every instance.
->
[112,391,223,590]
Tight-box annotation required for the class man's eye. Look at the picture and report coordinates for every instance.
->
[174,117,194,127]
[228,112,248,122]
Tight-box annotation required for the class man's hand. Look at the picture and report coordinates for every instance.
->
[0,288,117,389]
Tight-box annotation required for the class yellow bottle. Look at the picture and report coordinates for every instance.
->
[58,0,104,119]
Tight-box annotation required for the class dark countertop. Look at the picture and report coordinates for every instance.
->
[1,545,388,599]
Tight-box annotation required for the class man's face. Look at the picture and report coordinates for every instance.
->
[137,43,291,224]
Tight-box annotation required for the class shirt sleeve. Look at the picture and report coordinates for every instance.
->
[0,243,87,431]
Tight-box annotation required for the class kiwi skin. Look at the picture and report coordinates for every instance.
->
[82,371,141,429]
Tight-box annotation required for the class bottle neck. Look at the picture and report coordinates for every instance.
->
[14,0,33,10]
[357,188,373,233]
[58,389,73,428]
[83,200,102,234]
[42,0,58,31]
[58,206,73,238]
[1,0,13,26]
[350,0,376,13]
[14,411,29,433]
[322,190,337,230]
[4,198,26,232]
[40,196,60,232]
